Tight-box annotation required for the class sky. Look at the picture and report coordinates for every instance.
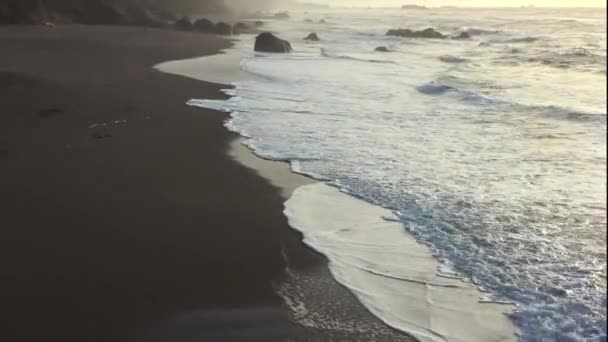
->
[301,0,607,7]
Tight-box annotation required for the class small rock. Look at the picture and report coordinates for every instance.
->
[304,32,320,41]
[386,27,446,39]
[193,18,215,33]
[254,32,293,53]
[375,46,390,52]
[174,16,192,31]
[215,22,232,35]
[453,32,471,39]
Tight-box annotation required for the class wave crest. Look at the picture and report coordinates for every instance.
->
[459,27,502,35]
[320,48,396,64]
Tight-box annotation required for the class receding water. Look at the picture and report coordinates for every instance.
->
[191,7,607,341]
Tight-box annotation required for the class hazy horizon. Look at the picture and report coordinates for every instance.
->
[296,0,606,7]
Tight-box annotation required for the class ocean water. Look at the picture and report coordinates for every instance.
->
[190,7,607,341]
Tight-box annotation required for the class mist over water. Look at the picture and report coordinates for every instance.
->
[192,7,607,341]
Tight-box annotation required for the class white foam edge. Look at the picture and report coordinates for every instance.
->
[154,36,520,342]
[154,36,254,85]
[284,183,520,342]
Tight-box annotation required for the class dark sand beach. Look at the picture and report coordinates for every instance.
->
[0,25,414,342]
[0,25,298,342]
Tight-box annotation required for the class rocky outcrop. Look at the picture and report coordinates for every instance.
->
[453,32,471,39]
[174,16,193,30]
[215,21,231,35]
[0,0,126,25]
[375,46,390,52]
[182,18,232,35]
[304,32,320,41]
[254,32,292,53]
[193,18,215,32]
[0,0,228,26]
[386,28,446,39]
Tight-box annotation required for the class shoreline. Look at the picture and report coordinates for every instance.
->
[158,36,420,341]
[0,22,519,342]
[164,36,519,342]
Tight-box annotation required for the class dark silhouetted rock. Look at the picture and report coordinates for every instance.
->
[254,20,264,26]
[387,29,405,36]
[375,46,390,52]
[419,28,445,39]
[453,32,471,39]
[304,32,320,41]
[193,18,215,33]
[215,21,232,35]
[175,16,192,31]
[254,32,292,53]
[386,27,446,39]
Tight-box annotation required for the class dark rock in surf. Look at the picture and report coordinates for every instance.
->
[304,32,320,41]
[215,21,232,35]
[387,28,408,37]
[254,32,292,53]
[193,18,215,33]
[254,20,264,27]
[453,32,471,39]
[418,28,446,39]
[375,46,390,52]
[386,27,446,39]
[174,16,192,31]
[547,287,568,298]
